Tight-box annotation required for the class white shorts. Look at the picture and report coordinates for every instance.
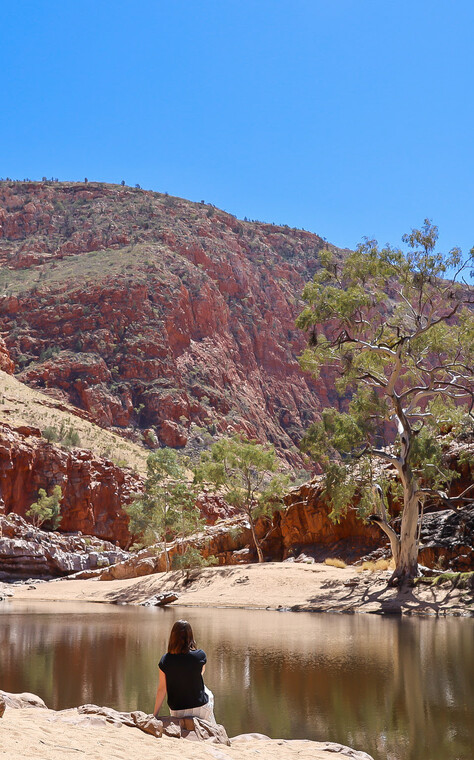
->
[169,686,216,724]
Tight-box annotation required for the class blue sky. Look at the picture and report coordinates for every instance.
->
[2,1,474,262]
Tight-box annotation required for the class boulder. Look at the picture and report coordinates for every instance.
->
[0,690,47,710]
[76,704,230,744]
[140,592,179,606]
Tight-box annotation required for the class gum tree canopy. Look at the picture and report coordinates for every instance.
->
[194,436,288,563]
[297,221,474,585]
[125,448,200,571]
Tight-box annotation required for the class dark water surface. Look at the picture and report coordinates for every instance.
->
[0,601,472,760]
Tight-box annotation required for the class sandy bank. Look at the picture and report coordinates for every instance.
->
[0,704,373,760]
[6,562,473,616]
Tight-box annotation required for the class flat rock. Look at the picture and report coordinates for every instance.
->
[140,592,179,606]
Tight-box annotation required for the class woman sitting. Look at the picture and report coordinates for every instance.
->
[153,619,216,724]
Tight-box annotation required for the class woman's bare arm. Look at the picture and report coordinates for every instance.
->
[153,669,167,717]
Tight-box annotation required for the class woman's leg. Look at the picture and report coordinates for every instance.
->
[169,688,216,724]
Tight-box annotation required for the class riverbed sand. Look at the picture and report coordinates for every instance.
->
[0,705,369,760]
[7,561,472,615]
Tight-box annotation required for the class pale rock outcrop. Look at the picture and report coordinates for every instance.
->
[0,513,129,579]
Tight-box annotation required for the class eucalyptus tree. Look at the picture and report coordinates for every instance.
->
[194,435,289,563]
[297,220,474,585]
[125,448,201,570]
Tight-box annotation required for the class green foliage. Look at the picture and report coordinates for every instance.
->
[62,426,81,448]
[42,426,59,443]
[194,435,288,520]
[26,485,63,530]
[171,547,218,570]
[414,571,474,590]
[194,435,289,561]
[125,449,201,567]
[297,221,474,578]
[42,423,81,449]
[39,345,60,362]
[408,427,457,490]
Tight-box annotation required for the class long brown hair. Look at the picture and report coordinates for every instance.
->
[168,620,197,654]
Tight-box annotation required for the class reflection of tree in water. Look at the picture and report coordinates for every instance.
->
[0,613,163,712]
[212,619,473,760]
[398,620,473,760]
[0,608,472,760]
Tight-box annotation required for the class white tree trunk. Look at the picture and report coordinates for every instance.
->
[389,405,420,585]
[391,481,419,584]
[247,511,264,563]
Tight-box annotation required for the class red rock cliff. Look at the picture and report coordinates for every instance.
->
[0,181,344,464]
[0,336,14,373]
[0,423,141,547]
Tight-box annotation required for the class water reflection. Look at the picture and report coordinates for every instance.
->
[0,601,472,760]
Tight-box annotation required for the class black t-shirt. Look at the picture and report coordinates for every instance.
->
[159,649,208,710]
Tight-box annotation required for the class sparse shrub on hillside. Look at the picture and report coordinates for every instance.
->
[39,345,60,362]
[63,428,80,448]
[42,423,80,449]
[43,426,59,443]
[112,457,128,468]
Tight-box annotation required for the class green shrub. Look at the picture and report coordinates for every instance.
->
[172,547,218,570]
[39,345,60,362]
[62,427,81,449]
[43,426,59,443]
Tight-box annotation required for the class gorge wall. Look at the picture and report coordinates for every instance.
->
[0,181,344,464]
[0,422,140,546]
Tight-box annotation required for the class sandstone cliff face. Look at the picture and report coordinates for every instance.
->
[0,335,14,373]
[0,181,343,463]
[264,481,386,561]
[1,421,471,576]
[0,423,141,547]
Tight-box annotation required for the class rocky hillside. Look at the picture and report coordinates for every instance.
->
[0,181,345,464]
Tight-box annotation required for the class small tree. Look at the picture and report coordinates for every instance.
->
[125,448,200,570]
[297,220,474,585]
[26,486,63,530]
[194,436,289,563]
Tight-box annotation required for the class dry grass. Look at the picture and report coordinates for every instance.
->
[356,558,394,573]
[0,370,147,473]
[324,558,347,569]
[0,244,164,295]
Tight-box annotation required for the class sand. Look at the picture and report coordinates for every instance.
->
[7,561,473,616]
[0,705,365,760]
